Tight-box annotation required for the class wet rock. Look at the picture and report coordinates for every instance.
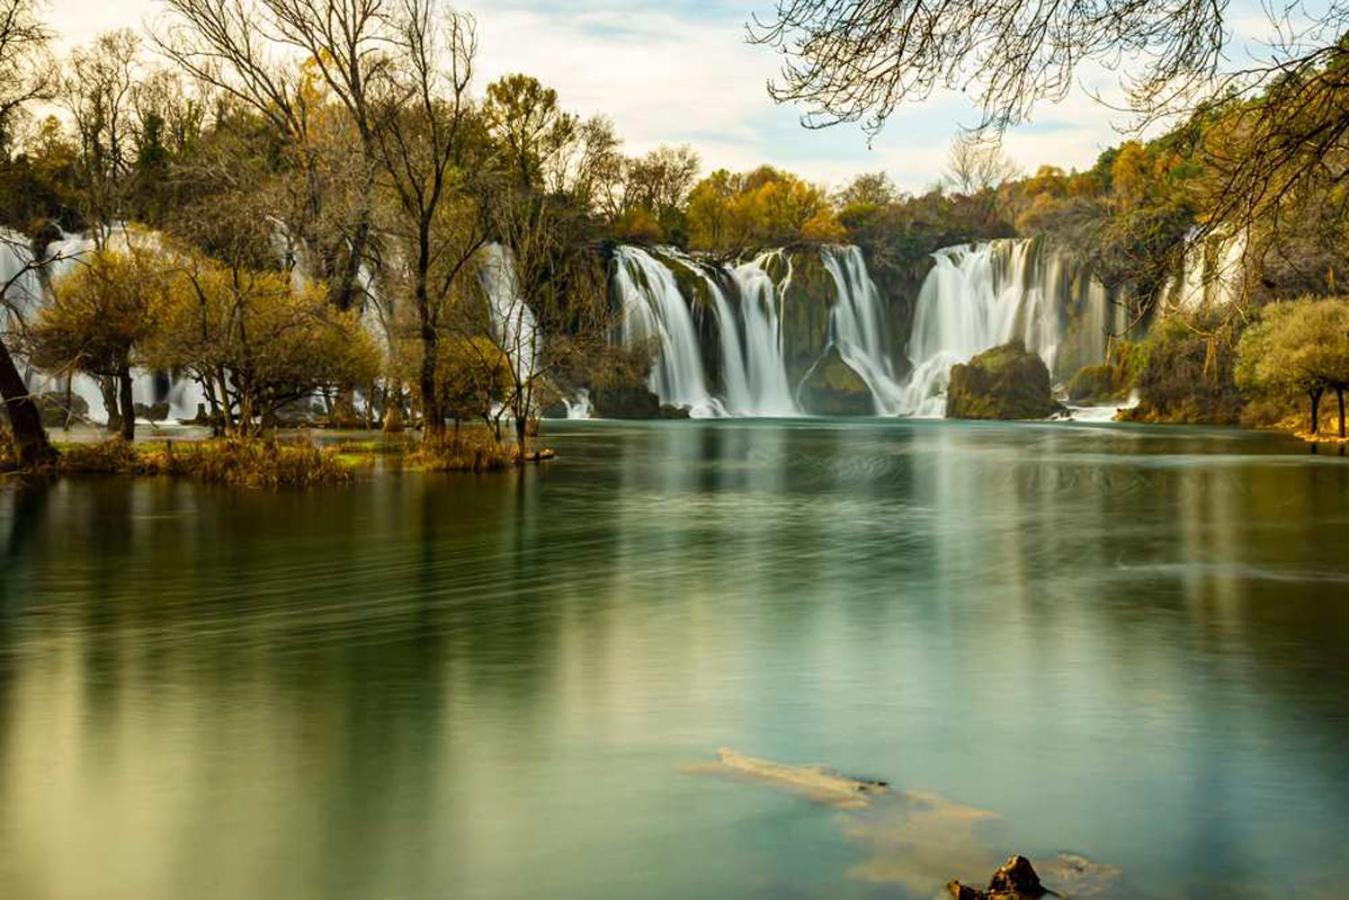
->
[591,385,661,419]
[946,340,1065,420]
[540,400,569,419]
[947,855,1048,899]
[134,401,171,424]
[659,404,691,419]
[36,392,88,428]
[797,344,874,416]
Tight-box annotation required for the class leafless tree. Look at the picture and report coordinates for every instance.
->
[368,2,490,439]
[748,0,1349,241]
[943,134,1021,195]
[0,0,54,157]
[154,0,394,310]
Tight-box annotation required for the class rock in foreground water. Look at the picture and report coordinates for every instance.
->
[947,854,1047,899]
[946,340,1064,420]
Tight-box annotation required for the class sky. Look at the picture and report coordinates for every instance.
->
[43,0,1281,192]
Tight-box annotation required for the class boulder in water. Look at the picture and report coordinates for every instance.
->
[659,404,691,419]
[946,341,1064,420]
[591,385,661,419]
[946,855,1047,899]
[134,401,171,424]
[797,344,874,416]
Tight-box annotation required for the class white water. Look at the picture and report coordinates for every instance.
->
[1168,230,1246,311]
[613,245,910,417]
[727,252,799,416]
[480,242,539,399]
[899,239,1119,417]
[821,245,906,415]
[613,246,724,417]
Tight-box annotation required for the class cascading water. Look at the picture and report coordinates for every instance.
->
[612,246,724,417]
[726,252,799,416]
[899,239,1121,417]
[820,245,906,415]
[1168,230,1246,311]
[480,242,538,394]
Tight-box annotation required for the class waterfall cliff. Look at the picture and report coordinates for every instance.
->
[609,238,1121,419]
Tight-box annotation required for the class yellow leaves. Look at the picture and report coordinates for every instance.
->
[1110,141,1150,209]
[686,166,838,252]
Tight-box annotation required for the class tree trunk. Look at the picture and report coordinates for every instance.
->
[1338,385,1346,440]
[100,376,121,434]
[118,366,135,442]
[1310,386,1324,435]
[0,338,56,467]
[515,412,528,460]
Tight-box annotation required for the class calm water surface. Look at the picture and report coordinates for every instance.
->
[1,420,1348,899]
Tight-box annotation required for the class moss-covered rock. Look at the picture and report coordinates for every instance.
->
[797,344,874,415]
[1065,363,1128,404]
[946,340,1065,419]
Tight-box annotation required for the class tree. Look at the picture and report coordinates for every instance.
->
[0,0,56,467]
[64,29,141,228]
[369,2,490,441]
[155,0,391,311]
[147,252,380,436]
[747,0,1349,253]
[1237,298,1349,437]
[0,0,53,159]
[29,238,166,440]
[482,74,577,192]
[944,136,1020,196]
[834,171,897,209]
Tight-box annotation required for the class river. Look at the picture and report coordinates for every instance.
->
[1,419,1347,898]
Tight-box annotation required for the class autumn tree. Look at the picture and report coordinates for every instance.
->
[29,238,167,439]
[147,253,380,436]
[1236,298,1349,437]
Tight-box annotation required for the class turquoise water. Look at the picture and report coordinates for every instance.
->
[1,420,1347,898]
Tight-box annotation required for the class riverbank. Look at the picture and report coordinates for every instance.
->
[0,427,555,486]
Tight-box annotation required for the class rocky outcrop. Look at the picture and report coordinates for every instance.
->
[946,340,1065,420]
[797,345,874,416]
[947,855,1047,899]
[591,385,661,419]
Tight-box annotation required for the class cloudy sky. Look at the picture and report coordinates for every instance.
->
[44,0,1276,192]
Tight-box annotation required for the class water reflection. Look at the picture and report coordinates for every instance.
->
[0,421,1346,899]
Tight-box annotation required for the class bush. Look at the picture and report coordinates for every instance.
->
[1121,316,1244,424]
[407,429,527,473]
[55,438,354,488]
[1065,362,1129,404]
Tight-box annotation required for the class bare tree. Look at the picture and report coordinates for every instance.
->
[943,134,1021,195]
[368,2,490,440]
[0,0,53,158]
[0,1,56,466]
[748,0,1349,244]
[748,0,1229,136]
[154,0,393,310]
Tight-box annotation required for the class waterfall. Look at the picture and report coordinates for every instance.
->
[480,242,538,393]
[820,245,906,415]
[727,252,799,416]
[1168,230,1246,311]
[899,239,1118,417]
[612,245,724,417]
[1,231,43,324]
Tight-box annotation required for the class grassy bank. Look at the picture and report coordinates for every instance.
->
[1,427,556,487]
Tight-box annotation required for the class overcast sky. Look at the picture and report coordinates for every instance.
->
[43,0,1279,192]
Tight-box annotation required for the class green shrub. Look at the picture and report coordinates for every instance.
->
[1122,316,1244,424]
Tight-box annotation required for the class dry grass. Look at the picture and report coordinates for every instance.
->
[407,429,521,473]
[56,438,354,488]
